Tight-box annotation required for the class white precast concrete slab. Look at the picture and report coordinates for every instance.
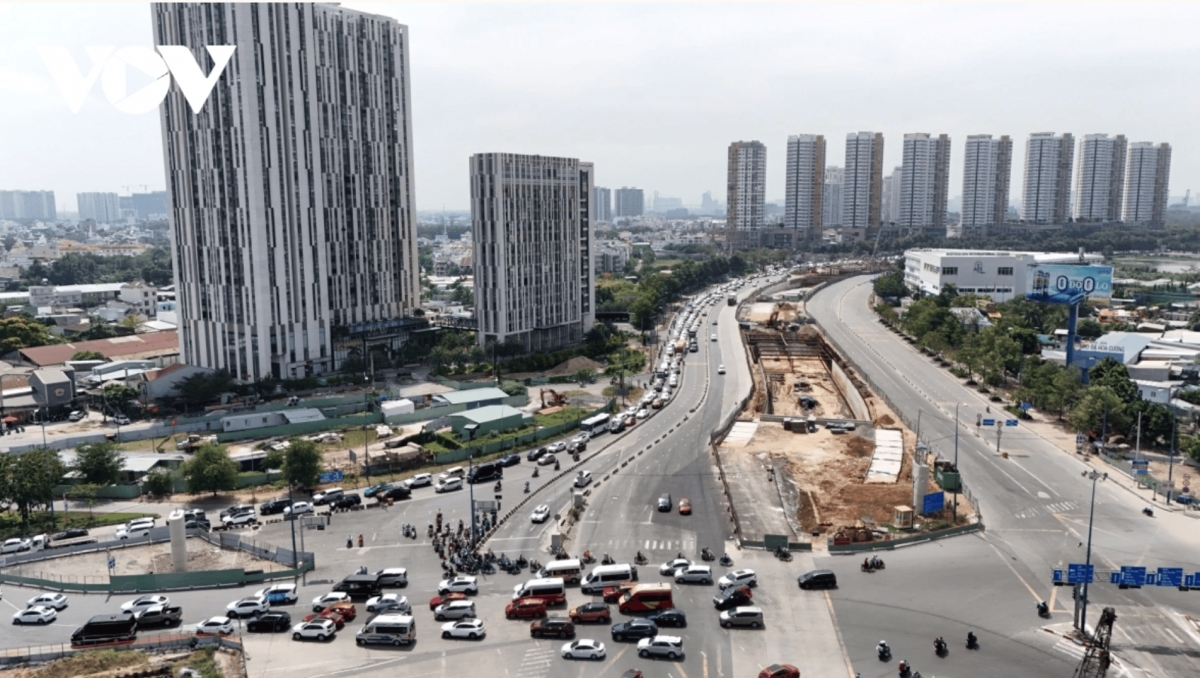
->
[724,421,759,447]
[866,428,904,483]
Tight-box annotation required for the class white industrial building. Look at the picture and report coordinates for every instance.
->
[903,248,1105,302]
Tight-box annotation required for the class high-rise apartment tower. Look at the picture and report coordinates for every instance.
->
[614,188,644,217]
[822,167,844,229]
[1073,134,1127,222]
[961,135,1013,238]
[727,141,767,242]
[77,192,121,223]
[1021,132,1074,223]
[1123,142,1171,226]
[842,132,884,231]
[783,134,825,241]
[897,133,950,233]
[593,187,612,222]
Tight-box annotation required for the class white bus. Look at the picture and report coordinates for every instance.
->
[580,413,611,435]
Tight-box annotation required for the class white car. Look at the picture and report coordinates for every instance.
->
[674,565,714,585]
[222,511,257,526]
[718,569,758,589]
[574,471,592,488]
[122,595,170,613]
[659,558,692,575]
[434,477,463,493]
[571,434,589,444]
[433,600,476,621]
[718,365,726,375]
[637,634,684,660]
[116,525,152,540]
[255,583,299,605]
[531,504,551,523]
[226,596,269,618]
[311,592,351,612]
[69,410,86,421]
[12,606,56,625]
[366,594,410,613]
[440,618,485,639]
[196,616,235,635]
[404,473,433,488]
[1,538,32,554]
[636,409,649,420]
[292,618,336,641]
[562,638,606,660]
[283,502,312,517]
[437,576,478,595]
[27,593,68,610]
[112,414,131,426]
[547,441,566,454]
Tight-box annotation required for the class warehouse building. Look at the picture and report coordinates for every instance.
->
[903,248,1105,302]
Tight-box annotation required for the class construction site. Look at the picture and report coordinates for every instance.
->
[717,281,974,548]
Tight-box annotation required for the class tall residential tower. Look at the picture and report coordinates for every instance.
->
[1123,142,1172,226]
[822,167,844,229]
[842,132,884,231]
[726,140,767,247]
[1073,134,1127,222]
[961,134,1013,237]
[783,134,825,242]
[614,188,644,217]
[897,133,950,234]
[593,187,612,222]
[1021,132,1074,224]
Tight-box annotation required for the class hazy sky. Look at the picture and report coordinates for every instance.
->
[1,2,1196,214]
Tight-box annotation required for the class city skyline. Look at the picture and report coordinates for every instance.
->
[1,2,1198,213]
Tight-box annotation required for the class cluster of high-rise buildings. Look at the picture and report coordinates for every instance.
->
[726,131,1173,248]
[0,190,56,221]
[591,186,646,220]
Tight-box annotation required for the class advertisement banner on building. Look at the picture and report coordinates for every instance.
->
[1026,264,1113,303]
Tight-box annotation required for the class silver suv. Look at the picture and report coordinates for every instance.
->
[637,635,683,660]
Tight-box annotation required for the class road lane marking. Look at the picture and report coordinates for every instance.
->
[702,651,708,678]
[984,537,1044,602]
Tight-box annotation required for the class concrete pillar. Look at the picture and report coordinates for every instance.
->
[167,509,187,572]
[913,461,930,514]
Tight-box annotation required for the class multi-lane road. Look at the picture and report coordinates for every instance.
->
[807,275,1200,678]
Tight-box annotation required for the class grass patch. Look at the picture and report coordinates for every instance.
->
[602,385,644,401]
[1,511,157,539]
[171,648,223,678]
[337,428,379,449]
[35,649,148,678]
[534,407,589,427]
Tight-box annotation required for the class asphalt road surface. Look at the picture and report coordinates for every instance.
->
[807,275,1200,678]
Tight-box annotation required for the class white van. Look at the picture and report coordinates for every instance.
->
[356,613,415,646]
[435,477,463,493]
[580,564,638,594]
[439,466,465,480]
[538,559,583,585]
[511,577,566,603]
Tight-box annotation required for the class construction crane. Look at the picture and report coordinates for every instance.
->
[1072,606,1117,678]
[871,224,884,259]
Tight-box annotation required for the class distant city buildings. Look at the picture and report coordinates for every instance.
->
[614,187,644,217]
[154,2,420,381]
[1123,142,1172,226]
[593,187,613,222]
[822,167,844,229]
[1021,132,1074,224]
[726,140,767,247]
[881,166,901,224]
[783,134,825,242]
[470,153,594,351]
[0,190,56,220]
[842,132,884,232]
[1074,134,1128,222]
[594,240,632,274]
[77,192,121,223]
[119,191,168,222]
[897,133,950,234]
[961,134,1013,238]
[652,193,683,212]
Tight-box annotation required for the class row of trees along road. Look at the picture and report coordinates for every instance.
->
[873,270,1180,455]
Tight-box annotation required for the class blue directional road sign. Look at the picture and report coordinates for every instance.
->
[1005,419,1019,427]
[1119,566,1147,587]
[1132,460,1149,475]
[1068,563,1095,584]
[1186,574,1196,588]
[318,469,344,484]
[982,418,996,427]
[1020,402,1032,411]
[1053,569,1064,583]
[922,491,945,515]
[1156,567,1184,587]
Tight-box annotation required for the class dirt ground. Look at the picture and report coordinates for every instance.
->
[5,537,288,579]
[3,648,240,678]
[761,357,848,418]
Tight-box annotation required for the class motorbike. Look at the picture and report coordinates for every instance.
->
[601,553,615,565]
[515,555,529,569]
[635,552,649,565]
[933,638,947,657]
[524,482,530,494]
[966,632,979,650]
[1037,601,1050,618]
[529,558,541,571]
[877,645,891,661]
[898,661,911,678]
[719,553,733,567]
[582,550,596,564]
[481,562,496,575]
[494,480,502,492]
[774,545,793,562]
[1142,507,1154,517]
[701,548,715,562]
[532,467,539,478]
[554,461,561,471]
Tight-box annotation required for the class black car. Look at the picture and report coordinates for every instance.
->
[499,454,521,467]
[527,447,549,462]
[712,586,753,611]
[184,518,211,531]
[646,609,687,628]
[247,611,292,633]
[259,498,291,515]
[797,569,838,590]
[51,528,89,541]
[333,494,362,509]
[382,485,411,501]
[610,619,658,642]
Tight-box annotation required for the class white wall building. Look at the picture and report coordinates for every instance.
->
[1021,132,1074,224]
[961,135,1013,238]
[593,186,613,222]
[77,192,122,223]
[783,134,825,241]
[903,248,1105,302]
[1123,142,1172,226]
[470,153,594,351]
[1073,134,1127,222]
[842,132,884,231]
[822,167,844,229]
[153,2,420,381]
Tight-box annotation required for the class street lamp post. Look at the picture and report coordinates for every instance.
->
[953,404,960,520]
[464,423,480,546]
[1167,413,1177,505]
[1079,469,1107,634]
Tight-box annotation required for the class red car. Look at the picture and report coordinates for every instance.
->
[758,664,800,678]
[303,608,346,630]
[429,592,468,611]
[505,597,548,619]
[679,498,691,515]
[568,602,611,623]
[603,582,637,604]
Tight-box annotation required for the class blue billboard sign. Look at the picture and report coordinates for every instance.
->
[922,492,945,515]
[318,469,343,484]
[1027,264,1114,303]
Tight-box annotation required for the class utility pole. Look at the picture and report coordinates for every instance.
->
[1079,470,1107,634]
[464,424,479,546]
[953,404,960,520]
[1167,413,1177,504]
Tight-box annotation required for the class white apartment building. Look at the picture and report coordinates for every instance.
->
[470,153,595,351]
[154,2,420,381]
[842,132,884,231]
[1123,142,1172,226]
[594,187,613,222]
[1073,134,1128,222]
[727,141,767,237]
[961,135,1013,238]
[897,134,951,233]
[904,248,1105,302]
[594,240,632,274]
[881,166,902,224]
[783,134,825,240]
[1021,133,1074,223]
[822,167,844,229]
[77,192,121,223]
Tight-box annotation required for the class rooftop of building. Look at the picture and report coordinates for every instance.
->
[906,248,1106,264]
[18,331,179,367]
[452,404,526,424]
[433,387,509,406]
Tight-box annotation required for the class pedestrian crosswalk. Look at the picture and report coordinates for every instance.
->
[1014,500,1079,519]
[593,537,698,554]
[515,646,556,678]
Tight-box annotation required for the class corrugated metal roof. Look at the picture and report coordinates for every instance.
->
[434,387,508,406]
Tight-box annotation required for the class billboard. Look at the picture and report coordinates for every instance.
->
[1027,264,1113,304]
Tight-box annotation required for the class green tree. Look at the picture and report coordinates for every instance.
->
[4,448,66,525]
[0,316,58,353]
[142,470,174,497]
[118,315,142,331]
[872,269,907,299]
[180,443,238,495]
[283,439,324,489]
[1069,386,1129,438]
[174,369,235,406]
[263,447,286,470]
[78,319,118,341]
[574,367,596,384]
[1075,318,1104,339]
[73,441,123,486]
[953,344,983,382]
[1087,358,1140,405]
[102,382,141,417]
[1133,402,1174,447]
[71,350,106,361]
